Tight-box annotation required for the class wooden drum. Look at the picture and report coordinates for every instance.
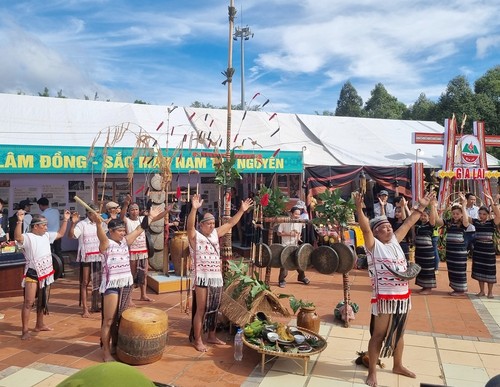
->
[117,307,168,365]
[169,231,189,276]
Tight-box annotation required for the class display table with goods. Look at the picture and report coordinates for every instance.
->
[241,319,327,376]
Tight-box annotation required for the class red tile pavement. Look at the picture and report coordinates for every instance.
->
[0,256,498,386]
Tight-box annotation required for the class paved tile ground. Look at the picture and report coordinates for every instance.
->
[0,253,499,386]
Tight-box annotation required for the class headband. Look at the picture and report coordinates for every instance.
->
[199,215,215,224]
[369,215,390,231]
[31,220,48,226]
[108,221,126,230]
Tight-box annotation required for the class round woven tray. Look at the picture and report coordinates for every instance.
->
[242,326,327,359]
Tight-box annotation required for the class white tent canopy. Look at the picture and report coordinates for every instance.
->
[1,93,498,169]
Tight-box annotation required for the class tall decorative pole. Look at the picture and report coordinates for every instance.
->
[221,1,237,274]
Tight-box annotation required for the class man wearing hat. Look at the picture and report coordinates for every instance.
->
[68,204,104,317]
[187,193,253,352]
[14,208,71,340]
[277,206,310,288]
[373,190,395,219]
[354,191,433,387]
[102,201,121,222]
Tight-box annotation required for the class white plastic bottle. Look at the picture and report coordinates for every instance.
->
[234,328,243,361]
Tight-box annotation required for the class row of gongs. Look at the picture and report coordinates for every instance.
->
[253,242,356,275]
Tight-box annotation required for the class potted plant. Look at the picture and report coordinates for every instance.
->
[279,294,320,333]
[312,188,356,327]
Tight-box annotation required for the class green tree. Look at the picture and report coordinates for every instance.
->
[190,101,219,109]
[38,87,50,97]
[56,89,66,98]
[435,76,477,130]
[474,65,500,134]
[363,83,407,119]
[335,81,363,117]
[407,93,436,121]
[134,100,148,104]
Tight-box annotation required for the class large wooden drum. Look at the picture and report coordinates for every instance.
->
[117,307,168,365]
[169,231,189,276]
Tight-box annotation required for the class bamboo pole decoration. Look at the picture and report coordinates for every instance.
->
[73,195,105,222]
[180,256,184,312]
[221,0,237,275]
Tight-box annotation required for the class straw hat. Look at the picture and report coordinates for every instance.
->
[269,244,285,268]
[280,245,299,270]
[331,243,356,274]
[296,243,313,271]
[254,243,272,268]
[311,245,339,274]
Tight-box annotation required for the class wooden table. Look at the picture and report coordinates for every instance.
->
[242,327,327,376]
[0,252,25,298]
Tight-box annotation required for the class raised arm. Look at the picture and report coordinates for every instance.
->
[354,192,374,252]
[96,216,109,253]
[458,193,469,228]
[55,210,71,240]
[187,194,202,248]
[394,192,433,242]
[217,198,254,237]
[68,211,80,239]
[14,210,25,244]
[485,193,500,225]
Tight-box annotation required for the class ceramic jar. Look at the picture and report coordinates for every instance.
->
[297,306,320,333]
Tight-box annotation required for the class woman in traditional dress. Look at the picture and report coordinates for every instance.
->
[440,194,469,296]
[96,206,161,362]
[414,197,443,294]
[471,193,499,298]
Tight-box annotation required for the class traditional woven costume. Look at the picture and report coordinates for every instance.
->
[414,221,437,289]
[74,218,103,311]
[100,237,134,345]
[471,219,497,284]
[125,216,148,286]
[367,235,411,358]
[444,221,468,292]
[188,229,223,339]
[20,232,57,314]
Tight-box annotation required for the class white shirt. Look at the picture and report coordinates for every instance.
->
[465,205,479,232]
[373,202,395,218]
[278,221,302,246]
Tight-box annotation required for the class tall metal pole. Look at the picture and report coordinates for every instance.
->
[222,1,237,273]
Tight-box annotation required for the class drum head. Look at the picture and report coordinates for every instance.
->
[254,243,271,268]
[280,245,298,270]
[311,245,339,274]
[52,253,63,280]
[149,191,166,205]
[269,244,285,268]
[149,174,163,191]
[296,243,313,271]
[331,243,355,274]
[149,222,164,234]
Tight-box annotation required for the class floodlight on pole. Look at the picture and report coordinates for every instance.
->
[233,25,254,110]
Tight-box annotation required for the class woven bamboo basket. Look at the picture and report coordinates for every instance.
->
[220,280,290,327]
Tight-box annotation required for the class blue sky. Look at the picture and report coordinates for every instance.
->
[0,0,499,114]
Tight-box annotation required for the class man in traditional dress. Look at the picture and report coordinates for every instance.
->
[68,204,103,317]
[354,191,432,386]
[14,210,71,340]
[187,193,253,352]
[96,205,162,362]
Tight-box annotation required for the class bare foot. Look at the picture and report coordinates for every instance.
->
[139,296,154,302]
[192,339,208,352]
[449,291,466,297]
[34,326,54,332]
[393,365,416,378]
[21,331,31,340]
[103,352,115,362]
[419,289,432,295]
[487,294,494,299]
[129,301,136,308]
[365,372,377,386]
[207,337,226,345]
[476,292,485,297]
[82,310,91,318]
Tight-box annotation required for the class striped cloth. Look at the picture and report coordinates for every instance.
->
[445,221,468,292]
[414,221,437,289]
[471,219,497,284]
